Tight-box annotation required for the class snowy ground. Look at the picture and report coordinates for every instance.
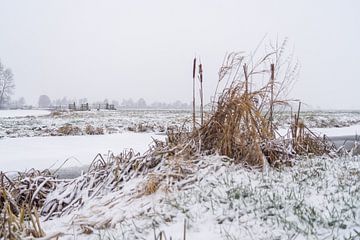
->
[0,109,50,118]
[41,156,360,240]
[276,110,360,129]
[0,109,190,138]
[0,132,165,173]
[2,109,360,239]
[312,124,360,137]
[1,109,360,139]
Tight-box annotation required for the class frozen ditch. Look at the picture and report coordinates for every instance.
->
[0,132,165,176]
[0,109,50,118]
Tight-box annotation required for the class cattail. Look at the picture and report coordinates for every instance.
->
[192,57,197,130]
[192,58,197,79]
[199,63,204,125]
[270,63,275,130]
[270,63,275,80]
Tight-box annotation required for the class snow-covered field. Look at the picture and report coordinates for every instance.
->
[312,124,360,137]
[2,109,360,239]
[278,124,360,138]
[0,109,189,138]
[41,156,360,240]
[0,109,50,118]
[2,109,360,139]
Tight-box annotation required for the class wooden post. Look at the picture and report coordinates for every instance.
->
[192,57,197,130]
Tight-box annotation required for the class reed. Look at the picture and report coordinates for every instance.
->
[198,62,204,126]
[192,57,197,130]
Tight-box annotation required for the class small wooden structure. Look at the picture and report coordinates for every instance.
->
[105,103,116,110]
[68,102,76,110]
[68,102,90,111]
[80,103,89,111]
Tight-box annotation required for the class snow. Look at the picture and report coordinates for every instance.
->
[277,124,360,138]
[0,133,164,172]
[0,109,50,118]
[0,109,190,138]
[40,156,360,240]
[3,110,360,239]
[311,124,360,137]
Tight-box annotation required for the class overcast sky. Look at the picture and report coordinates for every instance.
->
[0,0,359,109]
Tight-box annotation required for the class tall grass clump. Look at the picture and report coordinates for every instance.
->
[0,170,52,239]
[181,39,335,167]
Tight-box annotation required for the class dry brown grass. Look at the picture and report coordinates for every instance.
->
[50,111,62,117]
[84,125,104,135]
[0,170,51,239]
[144,174,161,195]
[163,45,295,167]
[57,124,81,135]
[165,40,333,167]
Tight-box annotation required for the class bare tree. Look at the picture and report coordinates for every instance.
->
[0,60,15,108]
[38,95,51,108]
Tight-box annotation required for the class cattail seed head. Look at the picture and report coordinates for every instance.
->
[199,63,203,83]
[192,58,197,79]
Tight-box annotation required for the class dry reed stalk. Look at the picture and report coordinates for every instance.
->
[199,62,204,126]
[0,187,45,239]
[192,57,197,130]
[270,63,275,132]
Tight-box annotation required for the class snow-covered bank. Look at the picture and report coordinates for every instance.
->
[277,124,360,138]
[0,133,164,172]
[40,156,360,240]
[0,109,50,118]
[312,124,360,137]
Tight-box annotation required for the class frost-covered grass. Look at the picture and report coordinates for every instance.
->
[0,110,190,138]
[42,155,360,240]
[276,111,360,129]
[2,110,360,139]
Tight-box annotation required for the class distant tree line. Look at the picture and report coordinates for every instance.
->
[38,95,191,110]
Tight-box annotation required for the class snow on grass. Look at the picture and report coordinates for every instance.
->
[277,124,360,139]
[0,109,50,118]
[311,124,360,137]
[0,133,164,172]
[41,156,360,239]
[0,109,190,138]
[2,110,360,139]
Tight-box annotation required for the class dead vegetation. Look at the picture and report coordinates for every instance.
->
[57,124,104,136]
[127,123,155,132]
[57,124,81,136]
[84,124,104,135]
[0,170,53,239]
[167,41,335,168]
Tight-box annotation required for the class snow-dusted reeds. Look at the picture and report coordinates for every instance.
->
[0,169,53,239]
[176,40,335,167]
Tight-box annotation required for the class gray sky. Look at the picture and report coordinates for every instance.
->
[0,0,359,109]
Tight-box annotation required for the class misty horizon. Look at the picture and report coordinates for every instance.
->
[0,0,359,109]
